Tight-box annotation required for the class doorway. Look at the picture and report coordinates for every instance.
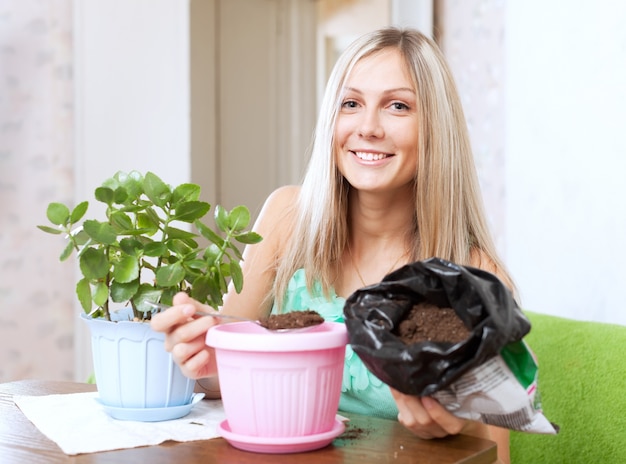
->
[188,0,421,220]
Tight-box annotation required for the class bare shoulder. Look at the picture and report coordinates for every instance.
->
[469,248,498,274]
[252,185,300,238]
[470,248,515,292]
[262,185,300,211]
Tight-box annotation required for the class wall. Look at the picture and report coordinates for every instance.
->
[505,1,626,325]
[72,0,190,380]
[0,0,75,381]
[438,0,626,326]
[0,0,191,383]
[435,0,507,254]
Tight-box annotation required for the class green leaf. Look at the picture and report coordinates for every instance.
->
[137,212,159,232]
[133,283,162,308]
[206,273,225,307]
[190,274,211,305]
[172,183,201,205]
[79,248,110,280]
[109,211,133,231]
[164,226,198,241]
[143,241,167,257]
[94,187,115,205]
[155,262,186,287]
[182,264,202,281]
[113,186,129,204]
[118,203,142,214]
[214,205,228,232]
[226,243,244,261]
[227,205,252,231]
[118,171,144,200]
[167,239,194,257]
[60,240,75,261]
[230,261,244,293]
[110,279,139,302]
[234,231,263,244]
[143,172,170,207]
[46,202,70,225]
[143,207,162,228]
[195,221,225,246]
[92,281,109,306]
[219,262,231,278]
[202,244,221,266]
[70,201,89,224]
[113,256,140,283]
[119,237,143,257]
[37,225,63,235]
[179,236,201,251]
[157,287,177,306]
[185,258,206,270]
[76,278,92,313]
[83,220,117,245]
[72,229,90,246]
[174,201,210,223]
[101,174,120,190]
[122,227,159,237]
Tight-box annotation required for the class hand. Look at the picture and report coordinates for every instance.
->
[390,388,469,439]
[150,292,219,379]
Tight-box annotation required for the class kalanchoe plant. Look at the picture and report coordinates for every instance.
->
[38,171,262,321]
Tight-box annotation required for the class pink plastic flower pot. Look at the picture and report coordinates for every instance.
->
[206,321,348,438]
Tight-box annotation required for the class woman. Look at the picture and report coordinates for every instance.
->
[152,27,513,463]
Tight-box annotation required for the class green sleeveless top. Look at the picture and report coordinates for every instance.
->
[272,269,399,419]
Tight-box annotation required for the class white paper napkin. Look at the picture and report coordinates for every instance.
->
[14,392,226,455]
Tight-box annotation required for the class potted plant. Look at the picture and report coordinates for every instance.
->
[205,321,348,453]
[38,170,262,421]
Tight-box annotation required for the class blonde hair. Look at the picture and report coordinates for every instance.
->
[273,27,515,309]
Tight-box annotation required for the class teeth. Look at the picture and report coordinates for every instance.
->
[354,151,389,161]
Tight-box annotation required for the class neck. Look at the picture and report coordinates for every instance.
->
[348,187,415,240]
[348,241,409,288]
[337,186,415,293]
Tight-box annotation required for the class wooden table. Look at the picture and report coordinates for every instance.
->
[0,380,497,464]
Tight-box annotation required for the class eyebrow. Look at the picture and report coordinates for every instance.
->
[343,86,416,95]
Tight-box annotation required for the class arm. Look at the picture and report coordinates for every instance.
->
[390,249,511,464]
[391,390,509,463]
[220,185,299,319]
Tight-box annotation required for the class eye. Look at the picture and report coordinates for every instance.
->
[390,101,410,111]
[341,100,359,109]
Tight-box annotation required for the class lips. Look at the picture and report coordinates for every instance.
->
[352,151,392,161]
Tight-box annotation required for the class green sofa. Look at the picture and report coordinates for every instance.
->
[510,311,626,463]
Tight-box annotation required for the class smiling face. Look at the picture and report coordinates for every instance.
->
[334,47,419,194]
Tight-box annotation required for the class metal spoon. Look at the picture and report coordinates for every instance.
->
[146,302,321,333]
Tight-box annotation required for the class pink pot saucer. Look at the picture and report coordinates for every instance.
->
[217,417,346,454]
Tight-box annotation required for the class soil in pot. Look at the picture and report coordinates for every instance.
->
[395,302,470,344]
[259,310,324,330]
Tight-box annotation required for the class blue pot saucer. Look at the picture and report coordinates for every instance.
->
[97,392,205,422]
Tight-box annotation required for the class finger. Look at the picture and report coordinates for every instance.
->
[391,388,430,426]
[173,292,214,314]
[170,336,204,364]
[391,389,432,436]
[174,345,213,379]
[421,397,466,436]
[173,291,194,306]
[150,301,198,333]
[390,389,449,439]
[163,316,216,351]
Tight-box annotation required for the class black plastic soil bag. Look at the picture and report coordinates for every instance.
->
[343,257,531,397]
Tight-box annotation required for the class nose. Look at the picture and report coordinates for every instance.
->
[358,108,384,138]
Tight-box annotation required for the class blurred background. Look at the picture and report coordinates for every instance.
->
[1,0,624,383]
